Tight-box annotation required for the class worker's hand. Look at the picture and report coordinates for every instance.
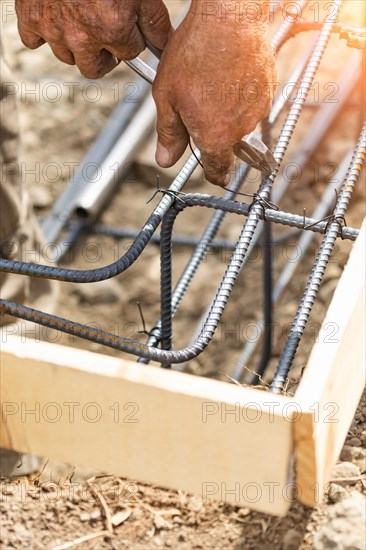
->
[153,0,276,186]
[15,0,172,79]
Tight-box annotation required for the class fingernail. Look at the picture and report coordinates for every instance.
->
[156,142,171,167]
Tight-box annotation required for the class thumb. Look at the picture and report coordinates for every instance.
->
[138,0,173,51]
[154,99,189,168]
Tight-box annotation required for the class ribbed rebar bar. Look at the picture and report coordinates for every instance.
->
[0,0,355,375]
[137,165,251,364]
[150,194,358,241]
[83,224,238,250]
[179,0,344,367]
[0,152,200,282]
[232,145,355,382]
[257,119,274,377]
[270,122,366,393]
[270,0,308,49]
[136,7,315,362]
[159,205,177,363]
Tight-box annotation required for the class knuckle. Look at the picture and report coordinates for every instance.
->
[156,125,175,147]
[78,64,106,80]
[119,44,144,61]
[20,35,42,49]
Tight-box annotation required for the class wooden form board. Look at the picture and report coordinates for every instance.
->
[0,338,294,516]
[0,220,365,515]
[295,219,366,506]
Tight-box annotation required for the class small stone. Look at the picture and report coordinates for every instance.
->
[173,516,182,524]
[188,496,203,513]
[355,458,366,472]
[313,492,366,550]
[282,529,303,549]
[132,507,143,520]
[340,445,366,462]
[72,279,121,305]
[14,523,31,541]
[330,462,361,484]
[238,507,251,518]
[153,514,172,530]
[327,483,348,504]
[90,509,101,520]
[31,185,53,208]
[111,509,131,526]
[349,437,362,447]
[79,512,90,522]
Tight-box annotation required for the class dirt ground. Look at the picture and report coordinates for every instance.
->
[1,0,365,549]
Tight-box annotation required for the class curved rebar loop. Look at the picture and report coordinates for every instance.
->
[270,122,366,394]
[144,0,346,369]
[0,2,308,286]
[0,183,275,364]
[0,152,200,283]
[137,164,252,365]
[0,184,359,365]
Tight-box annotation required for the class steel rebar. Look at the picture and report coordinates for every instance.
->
[232,145,355,382]
[270,121,366,393]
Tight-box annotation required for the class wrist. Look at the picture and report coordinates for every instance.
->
[189,0,270,25]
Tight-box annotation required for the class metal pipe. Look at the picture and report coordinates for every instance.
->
[41,78,150,243]
[73,94,156,219]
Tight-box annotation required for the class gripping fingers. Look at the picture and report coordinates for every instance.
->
[138,0,173,50]
[49,44,75,65]
[17,22,45,49]
[154,100,190,168]
[71,46,120,80]
[201,150,234,187]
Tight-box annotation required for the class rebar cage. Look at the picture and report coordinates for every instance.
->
[1,0,365,396]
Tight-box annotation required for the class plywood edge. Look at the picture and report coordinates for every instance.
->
[295,219,366,506]
[1,336,293,515]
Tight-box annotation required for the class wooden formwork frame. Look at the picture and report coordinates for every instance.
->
[0,220,365,517]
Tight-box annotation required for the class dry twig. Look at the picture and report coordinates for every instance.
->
[52,530,110,550]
